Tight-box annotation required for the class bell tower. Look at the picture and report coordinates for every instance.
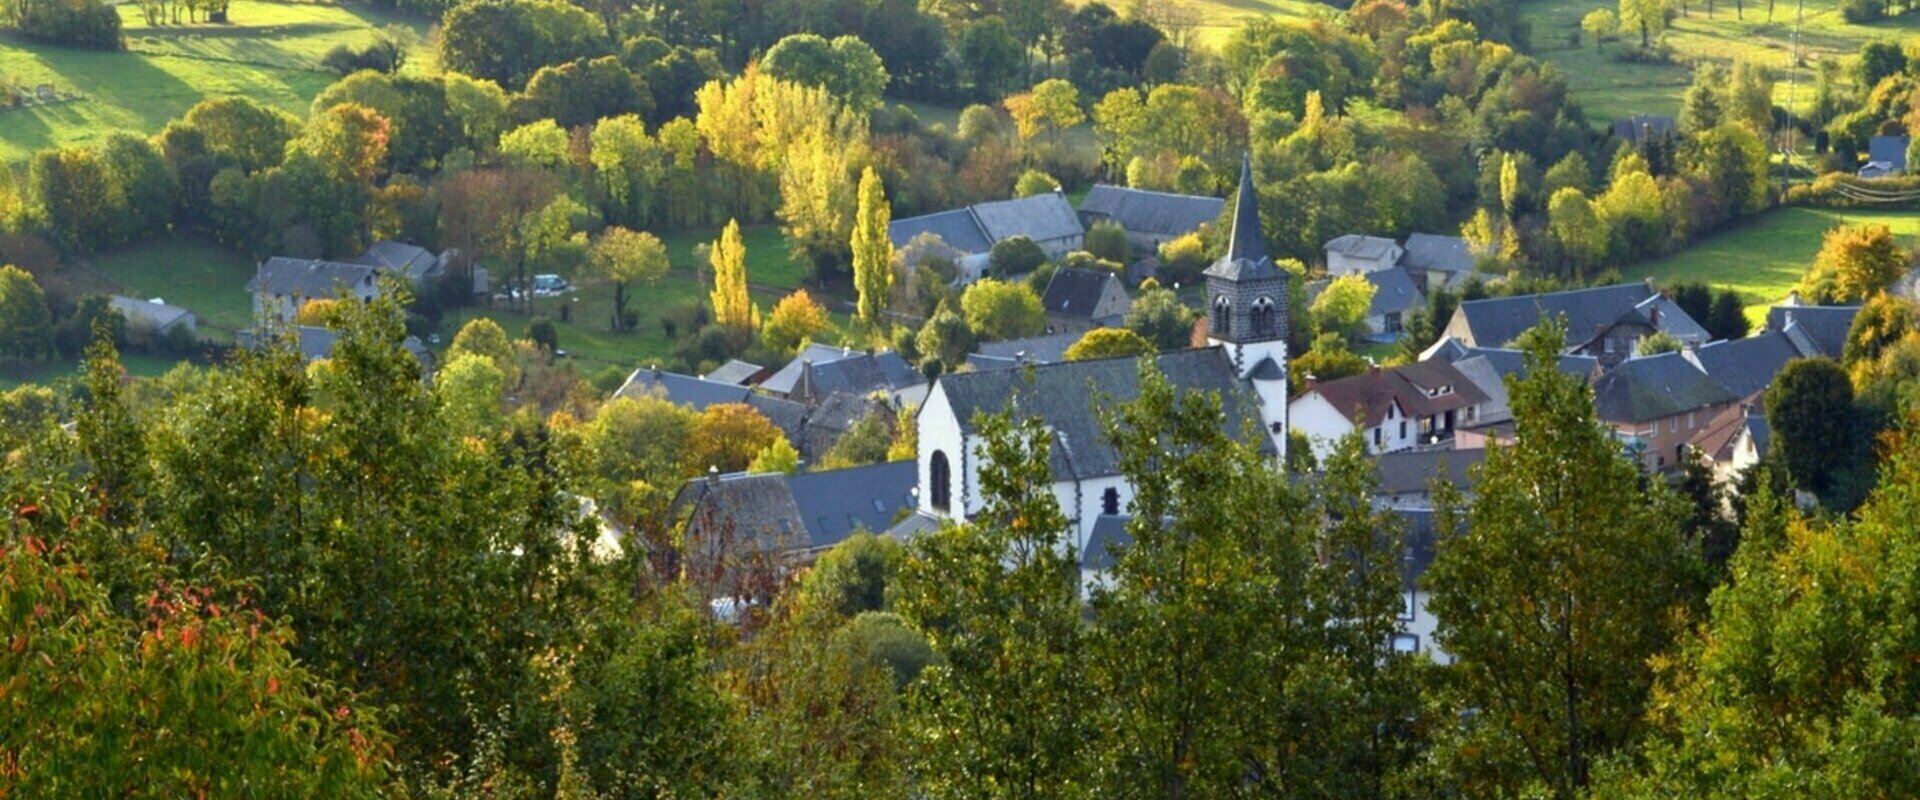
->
[1205,153,1290,457]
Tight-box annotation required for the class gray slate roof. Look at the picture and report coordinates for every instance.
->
[1451,282,1708,350]
[888,208,993,254]
[1764,303,1860,359]
[1592,351,1738,423]
[1425,341,1600,382]
[1077,185,1224,237]
[968,332,1083,371]
[108,296,194,330]
[763,344,919,398]
[677,461,918,554]
[1690,331,1802,399]
[704,359,764,386]
[354,240,441,281]
[934,347,1259,481]
[247,257,378,297]
[1205,154,1281,282]
[1080,515,1133,571]
[1402,233,1473,275]
[1041,267,1119,318]
[614,366,752,410]
[1325,234,1400,261]
[972,192,1084,243]
[1364,266,1424,318]
[747,394,809,442]
[1373,448,1486,498]
[1869,135,1910,171]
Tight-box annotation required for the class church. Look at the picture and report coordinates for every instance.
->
[897,156,1291,556]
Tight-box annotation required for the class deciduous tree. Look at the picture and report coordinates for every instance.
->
[852,167,893,330]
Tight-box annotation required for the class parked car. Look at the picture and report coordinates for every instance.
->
[532,274,572,296]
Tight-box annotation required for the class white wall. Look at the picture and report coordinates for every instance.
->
[1289,392,1356,462]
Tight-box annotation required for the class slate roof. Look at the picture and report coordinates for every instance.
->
[677,461,917,554]
[1300,361,1489,428]
[888,208,994,254]
[1869,135,1910,172]
[1080,515,1134,571]
[246,257,378,297]
[1325,234,1401,262]
[763,344,918,397]
[108,296,194,330]
[1401,233,1473,275]
[1450,282,1709,350]
[1690,331,1802,399]
[1612,114,1677,143]
[802,352,922,400]
[614,366,752,410]
[704,359,764,386]
[354,240,441,281]
[1374,448,1486,498]
[746,394,809,442]
[968,332,1083,371]
[1204,154,1281,282]
[1364,266,1425,318]
[1591,352,1738,423]
[1422,339,1600,381]
[1077,185,1224,237]
[1041,267,1119,318]
[972,192,1084,243]
[1764,303,1860,359]
[934,347,1259,480]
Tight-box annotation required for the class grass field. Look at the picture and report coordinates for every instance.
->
[1528,0,1920,122]
[1619,205,1920,320]
[86,236,259,335]
[660,223,814,291]
[0,350,178,390]
[0,0,427,163]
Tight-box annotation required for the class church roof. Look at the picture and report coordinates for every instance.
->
[1204,153,1280,282]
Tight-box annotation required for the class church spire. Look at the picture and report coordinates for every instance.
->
[1225,151,1267,264]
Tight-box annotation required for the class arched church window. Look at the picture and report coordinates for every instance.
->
[930,450,952,512]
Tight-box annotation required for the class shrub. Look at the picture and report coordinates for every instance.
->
[988,236,1047,277]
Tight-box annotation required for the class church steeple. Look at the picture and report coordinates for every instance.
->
[1204,152,1286,345]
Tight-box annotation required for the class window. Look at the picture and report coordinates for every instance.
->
[1604,338,1615,354]
[929,450,951,512]
[1400,589,1416,622]
[1213,295,1232,338]
[1373,428,1382,447]
[1670,417,1678,433]
[1102,487,1120,516]
[1251,296,1275,336]
[1687,411,1696,430]
[1384,311,1402,333]
[1392,634,1420,654]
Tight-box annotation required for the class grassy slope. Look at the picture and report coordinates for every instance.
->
[0,350,176,389]
[86,236,259,336]
[1619,205,1920,321]
[1527,0,1918,123]
[0,0,428,163]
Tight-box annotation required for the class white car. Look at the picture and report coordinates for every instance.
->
[531,274,572,297]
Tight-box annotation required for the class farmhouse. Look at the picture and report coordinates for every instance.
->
[1400,233,1475,292]
[1075,185,1224,252]
[246,257,379,324]
[353,240,454,285]
[1439,281,1708,365]
[1324,234,1404,275]
[1591,351,1740,472]
[1040,266,1131,335]
[1359,266,1425,338]
[888,192,1085,282]
[1763,295,1860,359]
[761,343,926,407]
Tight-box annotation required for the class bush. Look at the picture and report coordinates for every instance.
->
[526,316,559,353]
[52,295,123,359]
[1084,221,1130,263]
[988,236,1047,278]
[11,0,121,49]
[1842,0,1883,23]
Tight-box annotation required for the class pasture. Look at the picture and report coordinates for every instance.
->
[0,0,426,163]
[1618,205,1920,320]
[1527,0,1919,122]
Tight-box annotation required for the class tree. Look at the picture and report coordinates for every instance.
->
[686,403,784,474]
[853,167,893,330]
[793,533,904,619]
[1548,188,1609,278]
[443,72,510,151]
[499,118,571,170]
[1636,330,1683,355]
[1063,327,1154,360]
[1581,9,1618,49]
[1310,273,1376,342]
[515,55,649,130]
[818,410,896,470]
[762,289,833,357]
[1706,290,1751,341]
[583,393,697,528]
[779,134,859,274]
[914,302,974,372]
[437,352,506,437]
[1425,319,1699,796]
[450,316,521,389]
[590,114,666,229]
[761,34,890,113]
[179,96,300,172]
[1842,294,1920,366]
[1798,224,1908,304]
[960,278,1047,341]
[955,17,1024,100]
[1083,221,1129,263]
[749,436,801,474]
[711,219,755,329]
[591,227,669,332]
[1619,0,1669,47]
[1004,78,1084,145]
[1765,358,1866,508]
[29,146,122,251]
[1124,281,1197,350]
[0,264,54,362]
[893,411,1097,796]
[438,0,610,88]
[1013,169,1059,198]
[1291,332,1368,392]
[991,236,1050,278]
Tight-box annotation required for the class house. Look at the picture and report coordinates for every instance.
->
[888,192,1086,282]
[1421,341,1602,428]
[964,332,1083,372]
[1324,234,1404,276]
[246,257,380,323]
[614,366,753,410]
[1400,233,1476,292]
[1591,351,1740,472]
[1076,185,1224,253]
[235,325,433,372]
[1687,330,1808,402]
[1612,114,1677,145]
[1859,135,1910,178]
[1359,266,1425,339]
[1288,361,1490,460]
[1439,281,1709,366]
[1040,267,1132,335]
[704,359,766,386]
[798,391,895,462]
[353,240,454,285]
[761,344,926,407]
[108,296,197,338]
[1373,448,1485,510]
[675,461,918,562]
[1421,338,1603,382]
[1693,405,1771,486]
[1763,295,1860,359]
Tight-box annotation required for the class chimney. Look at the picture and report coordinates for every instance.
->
[1649,305,1661,326]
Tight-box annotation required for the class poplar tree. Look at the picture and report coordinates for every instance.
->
[852,166,893,331]
[1425,318,1701,797]
[710,218,755,329]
